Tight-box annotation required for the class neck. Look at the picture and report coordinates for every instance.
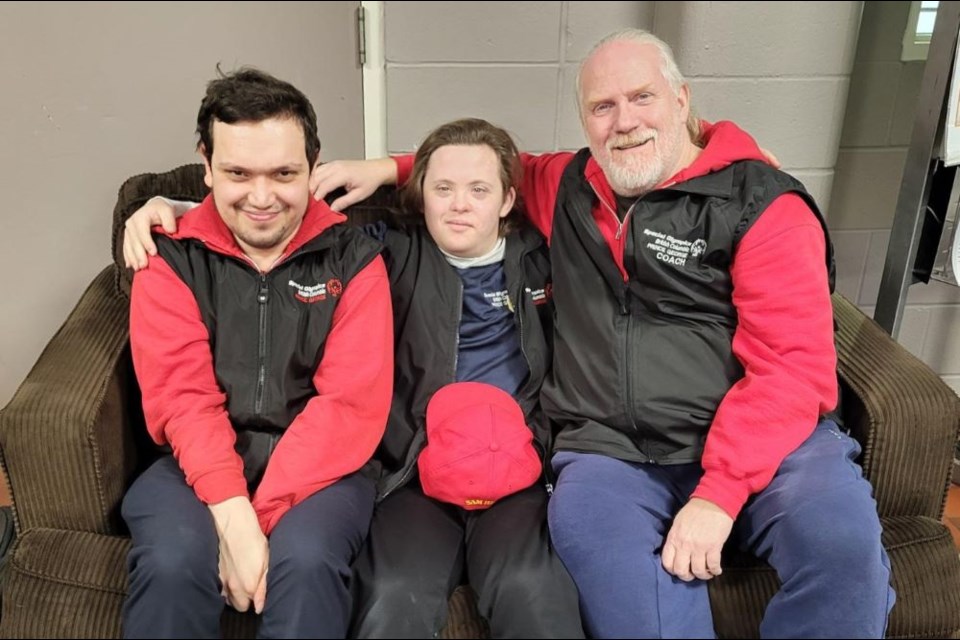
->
[237,225,302,273]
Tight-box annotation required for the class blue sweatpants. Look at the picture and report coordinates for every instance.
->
[121,456,375,639]
[547,419,895,639]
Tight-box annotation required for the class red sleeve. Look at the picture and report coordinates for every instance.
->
[518,152,574,241]
[130,256,248,504]
[252,256,393,534]
[691,193,837,518]
[393,154,414,186]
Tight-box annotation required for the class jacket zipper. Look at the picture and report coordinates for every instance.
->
[255,274,269,416]
[451,282,463,379]
[589,182,634,241]
[588,184,645,448]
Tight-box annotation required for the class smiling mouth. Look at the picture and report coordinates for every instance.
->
[243,210,281,223]
[614,140,649,151]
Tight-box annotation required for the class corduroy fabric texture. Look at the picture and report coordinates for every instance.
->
[0,165,957,638]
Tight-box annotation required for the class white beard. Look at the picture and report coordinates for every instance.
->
[592,126,682,197]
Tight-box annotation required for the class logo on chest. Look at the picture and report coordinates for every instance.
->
[288,278,343,304]
[642,228,706,268]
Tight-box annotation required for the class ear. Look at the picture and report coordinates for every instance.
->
[308,160,323,197]
[677,83,691,123]
[499,186,517,219]
[200,145,213,189]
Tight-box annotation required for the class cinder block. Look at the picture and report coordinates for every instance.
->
[832,230,871,302]
[557,64,584,150]
[896,306,932,359]
[689,78,847,169]
[656,1,859,77]
[387,67,558,152]
[789,170,834,217]
[840,62,903,148]
[565,1,655,60]
[385,2,562,62]
[829,150,907,230]
[858,229,891,306]
[920,305,960,374]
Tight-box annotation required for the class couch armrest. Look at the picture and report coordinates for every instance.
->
[0,266,139,535]
[832,293,960,519]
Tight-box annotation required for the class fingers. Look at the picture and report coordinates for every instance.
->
[158,208,177,234]
[760,146,782,169]
[329,190,367,212]
[123,226,149,271]
[706,547,723,578]
[253,569,268,614]
[222,578,252,612]
[312,163,343,201]
[662,537,694,582]
[690,550,712,581]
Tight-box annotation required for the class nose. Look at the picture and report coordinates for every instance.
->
[451,188,470,212]
[614,102,642,134]
[248,177,275,209]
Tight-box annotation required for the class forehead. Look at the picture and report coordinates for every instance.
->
[211,117,307,166]
[425,144,501,179]
[581,41,667,99]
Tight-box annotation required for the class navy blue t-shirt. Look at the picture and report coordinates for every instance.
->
[454,262,529,397]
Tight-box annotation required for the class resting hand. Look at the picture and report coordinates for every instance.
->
[123,196,180,270]
[209,497,269,613]
[312,158,398,211]
[661,497,733,582]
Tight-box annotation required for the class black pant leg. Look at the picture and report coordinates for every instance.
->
[466,485,584,639]
[350,485,466,639]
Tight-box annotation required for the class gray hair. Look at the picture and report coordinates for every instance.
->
[575,28,700,142]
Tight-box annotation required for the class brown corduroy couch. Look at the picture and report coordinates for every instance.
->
[1,164,959,639]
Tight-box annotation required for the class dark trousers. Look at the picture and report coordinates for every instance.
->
[121,456,375,639]
[350,483,584,639]
[548,419,896,639]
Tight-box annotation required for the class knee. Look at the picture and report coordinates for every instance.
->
[271,536,348,584]
[777,501,886,578]
[130,531,218,588]
[364,572,418,609]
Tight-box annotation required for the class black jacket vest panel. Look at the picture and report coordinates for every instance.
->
[545,148,833,464]
[376,224,554,500]
[155,225,382,488]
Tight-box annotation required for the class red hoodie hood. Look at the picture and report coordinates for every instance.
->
[583,120,770,204]
[164,195,347,266]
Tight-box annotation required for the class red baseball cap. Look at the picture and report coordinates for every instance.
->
[418,382,541,510]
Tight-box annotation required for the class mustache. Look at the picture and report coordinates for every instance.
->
[607,131,657,151]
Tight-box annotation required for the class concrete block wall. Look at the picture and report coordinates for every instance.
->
[827,1,960,396]
[655,1,861,212]
[383,1,860,215]
[383,1,656,153]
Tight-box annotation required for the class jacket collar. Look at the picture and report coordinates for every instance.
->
[166,195,346,264]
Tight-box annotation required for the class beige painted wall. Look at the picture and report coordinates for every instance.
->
[0,1,363,407]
